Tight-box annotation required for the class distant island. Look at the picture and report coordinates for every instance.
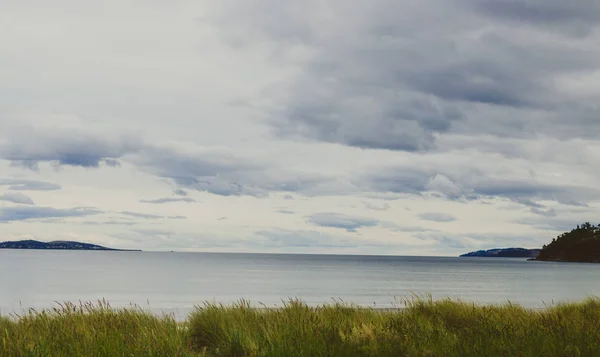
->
[460,248,541,258]
[0,240,140,251]
[461,222,600,263]
[534,222,600,263]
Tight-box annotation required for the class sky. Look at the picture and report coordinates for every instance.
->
[1,0,599,256]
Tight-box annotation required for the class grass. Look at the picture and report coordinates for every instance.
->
[2,297,600,356]
[0,300,194,357]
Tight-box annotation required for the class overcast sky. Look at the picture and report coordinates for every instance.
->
[1,0,599,255]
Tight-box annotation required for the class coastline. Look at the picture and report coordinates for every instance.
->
[0,240,140,252]
[0,248,142,252]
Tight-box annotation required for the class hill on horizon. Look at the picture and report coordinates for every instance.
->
[0,239,140,251]
[460,247,541,258]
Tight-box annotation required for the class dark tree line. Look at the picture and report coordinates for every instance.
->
[536,222,600,262]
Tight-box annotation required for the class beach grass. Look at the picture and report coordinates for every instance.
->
[2,297,600,356]
[0,300,195,357]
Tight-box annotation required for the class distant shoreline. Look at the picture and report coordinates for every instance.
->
[0,240,141,252]
[0,248,141,252]
[459,247,540,258]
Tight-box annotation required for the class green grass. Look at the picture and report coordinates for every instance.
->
[0,300,195,357]
[2,297,600,356]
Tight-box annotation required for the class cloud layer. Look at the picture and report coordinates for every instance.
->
[418,212,457,223]
[210,0,600,152]
[1,120,142,169]
[0,192,35,205]
[0,0,598,254]
[0,179,61,191]
[0,206,101,223]
[307,213,380,233]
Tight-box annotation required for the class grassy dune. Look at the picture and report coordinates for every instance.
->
[2,297,600,356]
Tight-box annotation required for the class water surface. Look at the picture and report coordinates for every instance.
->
[2,250,599,320]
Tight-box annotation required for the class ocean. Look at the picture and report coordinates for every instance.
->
[1,250,599,320]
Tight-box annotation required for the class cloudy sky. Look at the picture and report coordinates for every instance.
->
[1,0,599,255]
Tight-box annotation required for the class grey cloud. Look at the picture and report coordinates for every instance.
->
[0,206,101,222]
[10,160,40,171]
[390,226,440,233]
[404,61,530,108]
[210,0,600,152]
[530,207,557,217]
[140,197,196,204]
[131,145,270,197]
[401,32,596,112]
[120,211,185,220]
[0,179,61,191]
[306,212,379,232]
[270,89,451,152]
[361,193,404,201]
[362,168,431,196]
[0,192,35,205]
[424,174,465,200]
[471,179,595,207]
[132,144,336,197]
[81,220,137,226]
[507,197,560,217]
[418,212,457,223]
[120,211,164,219]
[470,0,600,36]
[438,122,600,161]
[512,198,546,209]
[103,159,121,167]
[6,129,338,198]
[173,189,188,196]
[277,209,295,214]
[0,124,143,168]
[134,145,262,182]
[363,201,390,211]
[361,160,600,210]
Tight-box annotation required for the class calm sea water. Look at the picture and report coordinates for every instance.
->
[1,250,599,320]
